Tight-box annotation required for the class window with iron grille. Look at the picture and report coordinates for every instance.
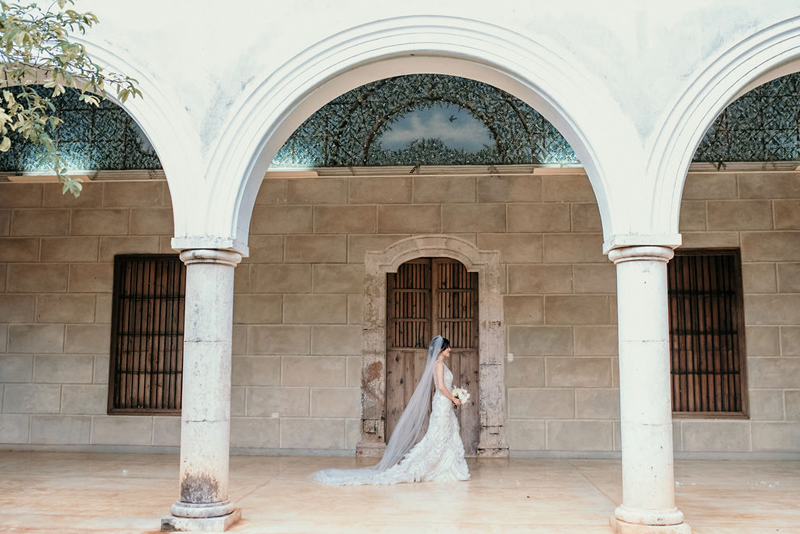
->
[667,250,748,416]
[108,255,185,414]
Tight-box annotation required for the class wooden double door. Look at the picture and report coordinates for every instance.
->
[386,258,480,456]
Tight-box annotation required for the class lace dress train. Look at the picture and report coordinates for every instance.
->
[314,363,470,485]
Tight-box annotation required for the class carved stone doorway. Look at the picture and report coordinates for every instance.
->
[386,258,480,456]
[359,235,508,458]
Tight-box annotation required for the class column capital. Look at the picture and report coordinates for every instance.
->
[608,245,674,265]
[179,249,242,267]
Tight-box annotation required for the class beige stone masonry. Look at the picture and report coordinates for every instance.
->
[315,205,377,234]
[0,238,39,262]
[541,174,597,202]
[677,200,707,231]
[681,173,737,199]
[68,263,113,293]
[312,264,364,294]
[3,169,800,459]
[280,418,345,449]
[11,209,69,236]
[129,208,174,235]
[508,264,572,294]
[0,354,33,382]
[748,389,785,421]
[287,178,346,205]
[255,179,288,205]
[103,182,163,207]
[508,326,573,355]
[413,175,476,203]
[507,388,574,419]
[780,326,800,355]
[71,209,129,236]
[251,206,312,234]
[571,203,602,232]
[350,177,412,204]
[547,420,613,451]
[742,263,777,293]
[285,235,347,263]
[30,415,91,444]
[284,295,347,324]
[377,205,440,233]
[504,357,544,388]
[505,418,546,450]
[0,295,35,323]
[250,264,311,293]
[0,184,43,208]
[543,234,605,263]
[777,263,800,293]
[230,418,279,448]
[247,325,310,354]
[98,236,160,261]
[441,204,505,232]
[35,294,96,323]
[738,172,800,198]
[40,237,99,262]
[477,175,541,203]
[232,356,281,387]
[476,234,542,263]
[43,182,102,208]
[246,387,310,417]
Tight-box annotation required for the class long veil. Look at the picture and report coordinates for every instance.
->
[312,336,444,485]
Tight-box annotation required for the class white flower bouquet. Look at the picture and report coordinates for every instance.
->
[451,386,470,410]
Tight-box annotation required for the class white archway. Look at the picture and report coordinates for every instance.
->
[648,15,800,237]
[72,36,201,248]
[201,15,630,254]
[360,235,507,458]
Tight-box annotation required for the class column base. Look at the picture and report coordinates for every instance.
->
[162,508,242,532]
[356,438,386,457]
[610,516,691,534]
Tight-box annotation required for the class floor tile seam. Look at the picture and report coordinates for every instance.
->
[563,459,619,507]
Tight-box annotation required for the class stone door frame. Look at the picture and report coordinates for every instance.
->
[358,235,508,458]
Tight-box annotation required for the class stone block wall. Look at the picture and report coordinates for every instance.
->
[1,168,799,456]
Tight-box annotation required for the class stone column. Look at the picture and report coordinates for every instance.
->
[162,249,242,532]
[607,246,690,534]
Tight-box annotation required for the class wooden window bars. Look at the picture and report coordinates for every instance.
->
[108,255,186,415]
[667,249,748,416]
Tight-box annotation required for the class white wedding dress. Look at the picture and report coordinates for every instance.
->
[314,362,470,485]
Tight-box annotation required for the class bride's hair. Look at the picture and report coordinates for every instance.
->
[439,337,451,352]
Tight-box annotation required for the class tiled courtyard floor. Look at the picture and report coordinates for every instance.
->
[0,451,797,533]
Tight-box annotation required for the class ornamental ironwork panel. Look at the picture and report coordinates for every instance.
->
[0,86,161,172]
[272,74,579,167]
[694,74,800,162]
[1,73,799,172]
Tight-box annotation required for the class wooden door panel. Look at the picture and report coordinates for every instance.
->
[387,258,480,457]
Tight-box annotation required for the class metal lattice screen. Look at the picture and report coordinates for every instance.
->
[667,250,747,415]
[108,255,186,414]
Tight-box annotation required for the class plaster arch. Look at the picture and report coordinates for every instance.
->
[69,36,199,245]
[199,15,633,255]
[648,16,800,238]
[360,235,507,458]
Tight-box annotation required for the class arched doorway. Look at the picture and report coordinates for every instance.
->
[386,258,480,455]
[361,235,506,458]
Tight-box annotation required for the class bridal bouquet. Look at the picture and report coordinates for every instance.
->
[451,386,470,410]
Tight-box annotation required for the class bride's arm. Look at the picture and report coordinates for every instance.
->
[434,361,461,405]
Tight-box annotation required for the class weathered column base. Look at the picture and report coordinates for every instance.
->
[610,516,691,534]
[477,426,509,458]
[161,508,242,532]
[356,438,387,457]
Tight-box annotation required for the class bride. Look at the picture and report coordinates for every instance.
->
[313,335,470,485]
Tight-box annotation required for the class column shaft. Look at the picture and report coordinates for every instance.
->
[165,249,241,527]
[609,246,690,534]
